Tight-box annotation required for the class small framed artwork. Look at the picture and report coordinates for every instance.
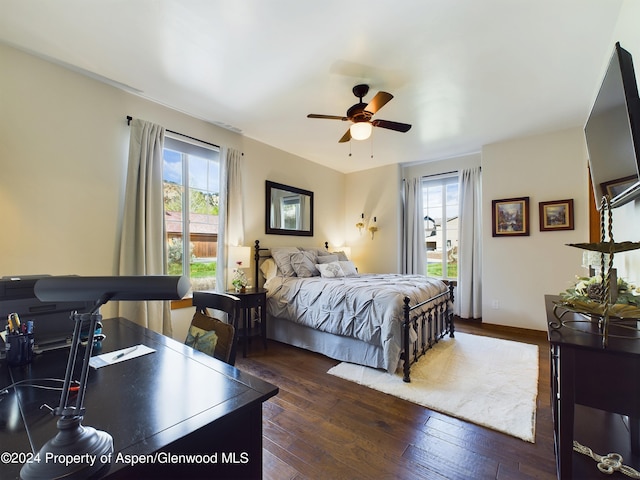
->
[600,175,637,198]
[539,199,574,231]
[492,197,529,237]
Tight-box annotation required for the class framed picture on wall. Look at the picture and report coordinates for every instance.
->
[492,197,530,237]
[600,175,637,199]
[539,199,574,231]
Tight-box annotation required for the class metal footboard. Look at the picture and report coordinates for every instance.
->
[402,282,455,382]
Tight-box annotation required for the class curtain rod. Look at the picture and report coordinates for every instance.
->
[126,116,223,150]
[421,170,458,179]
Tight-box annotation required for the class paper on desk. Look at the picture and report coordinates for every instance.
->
[89,344,155,369]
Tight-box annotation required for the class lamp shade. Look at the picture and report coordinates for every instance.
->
[350,122,372,140]
[229,245,251,268]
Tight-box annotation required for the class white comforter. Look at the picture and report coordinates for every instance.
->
[264,273,447,371]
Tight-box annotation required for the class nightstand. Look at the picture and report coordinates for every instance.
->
[227,288,267,357]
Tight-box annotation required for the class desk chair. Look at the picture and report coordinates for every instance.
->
[189,291,241,365]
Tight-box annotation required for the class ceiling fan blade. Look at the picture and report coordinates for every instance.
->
[338,129,352,143]
[307,114,348,121]
[371,119,412,133]
[364,92,393,114]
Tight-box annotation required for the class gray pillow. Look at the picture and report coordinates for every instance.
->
[290,251,319,277]
[331,250,350,261]
[300,247,331,257]
[272,249,298,277]
[339,260,358,277]
[317,254,339,264]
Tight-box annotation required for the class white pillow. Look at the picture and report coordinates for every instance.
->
[338,260,358,277]
[316,261,345,278]
[260,258,278,280]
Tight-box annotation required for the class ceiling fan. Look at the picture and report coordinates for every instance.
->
[307,84,412,143]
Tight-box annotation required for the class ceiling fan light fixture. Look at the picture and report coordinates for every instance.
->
[350,122,372,140]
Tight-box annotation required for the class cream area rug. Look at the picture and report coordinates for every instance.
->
[327,332,539,442]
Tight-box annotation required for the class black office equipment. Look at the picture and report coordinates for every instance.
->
[18,275,189,480]
[585,42,640,208]
[0,276,94,354]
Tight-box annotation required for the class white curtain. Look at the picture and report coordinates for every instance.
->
[297,195,306,230]
[457,167,482,319]
[401,176,426,275]
[118,119,172,334]
[217,147,244,291]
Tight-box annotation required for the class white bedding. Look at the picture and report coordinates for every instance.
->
[264,273,448,372]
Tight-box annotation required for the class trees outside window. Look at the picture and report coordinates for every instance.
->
[163,137,220,291]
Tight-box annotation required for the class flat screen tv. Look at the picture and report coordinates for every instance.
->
[585,42,640,209]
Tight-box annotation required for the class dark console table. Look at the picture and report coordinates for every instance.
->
[546,295,640,479]
[0,317,278,479]
[225,288,268,357]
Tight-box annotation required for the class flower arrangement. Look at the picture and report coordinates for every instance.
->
[562,274,640,306]
[559,274,640,319]
[231,261,248,292]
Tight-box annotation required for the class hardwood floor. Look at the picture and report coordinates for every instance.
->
[235,319,557,480]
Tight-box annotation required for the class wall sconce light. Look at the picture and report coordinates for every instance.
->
[368,217,378,239]
[356,213,365,234]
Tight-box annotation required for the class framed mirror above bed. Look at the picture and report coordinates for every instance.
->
[266,180,314,236]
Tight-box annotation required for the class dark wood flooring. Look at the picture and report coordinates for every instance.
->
[235,319,558,480]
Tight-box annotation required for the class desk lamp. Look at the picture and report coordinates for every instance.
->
[20,275,189,480]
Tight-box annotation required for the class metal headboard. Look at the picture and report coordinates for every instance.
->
[252,240,330,288]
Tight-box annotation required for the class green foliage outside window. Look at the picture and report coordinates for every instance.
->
[167,237,216,279]
[427,262,458,279]
[163,182,219,215]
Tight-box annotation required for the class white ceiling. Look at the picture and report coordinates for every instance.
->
[0,0,625,173]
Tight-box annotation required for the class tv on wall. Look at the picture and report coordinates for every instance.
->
[585,42,640,209]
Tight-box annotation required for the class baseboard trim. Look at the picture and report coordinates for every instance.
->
[455,316,547,341]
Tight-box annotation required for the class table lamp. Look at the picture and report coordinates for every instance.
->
[20,275,189,480]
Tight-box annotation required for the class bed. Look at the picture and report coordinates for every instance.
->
[253,240,454,382]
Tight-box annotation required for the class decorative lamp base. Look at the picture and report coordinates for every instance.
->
[20,416,113,480]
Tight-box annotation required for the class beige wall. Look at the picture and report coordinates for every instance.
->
[482,128,590,330]
[0,44,344,330]
[242,136,345,253]
[0,43,243,278]
[342,153,483,275]
[344,163,401,273]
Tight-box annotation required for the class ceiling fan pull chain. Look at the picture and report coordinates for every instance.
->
[371,134,374,159]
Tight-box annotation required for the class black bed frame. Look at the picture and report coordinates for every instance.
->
[402,284,455,382]
[253,240,455,383]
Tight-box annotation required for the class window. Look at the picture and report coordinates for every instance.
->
[422,174,458,280]
[163,136,220,291]
[281,195,302,229]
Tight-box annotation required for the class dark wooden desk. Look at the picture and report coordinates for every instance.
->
[546,295,640,479]
[0,317,278,479]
